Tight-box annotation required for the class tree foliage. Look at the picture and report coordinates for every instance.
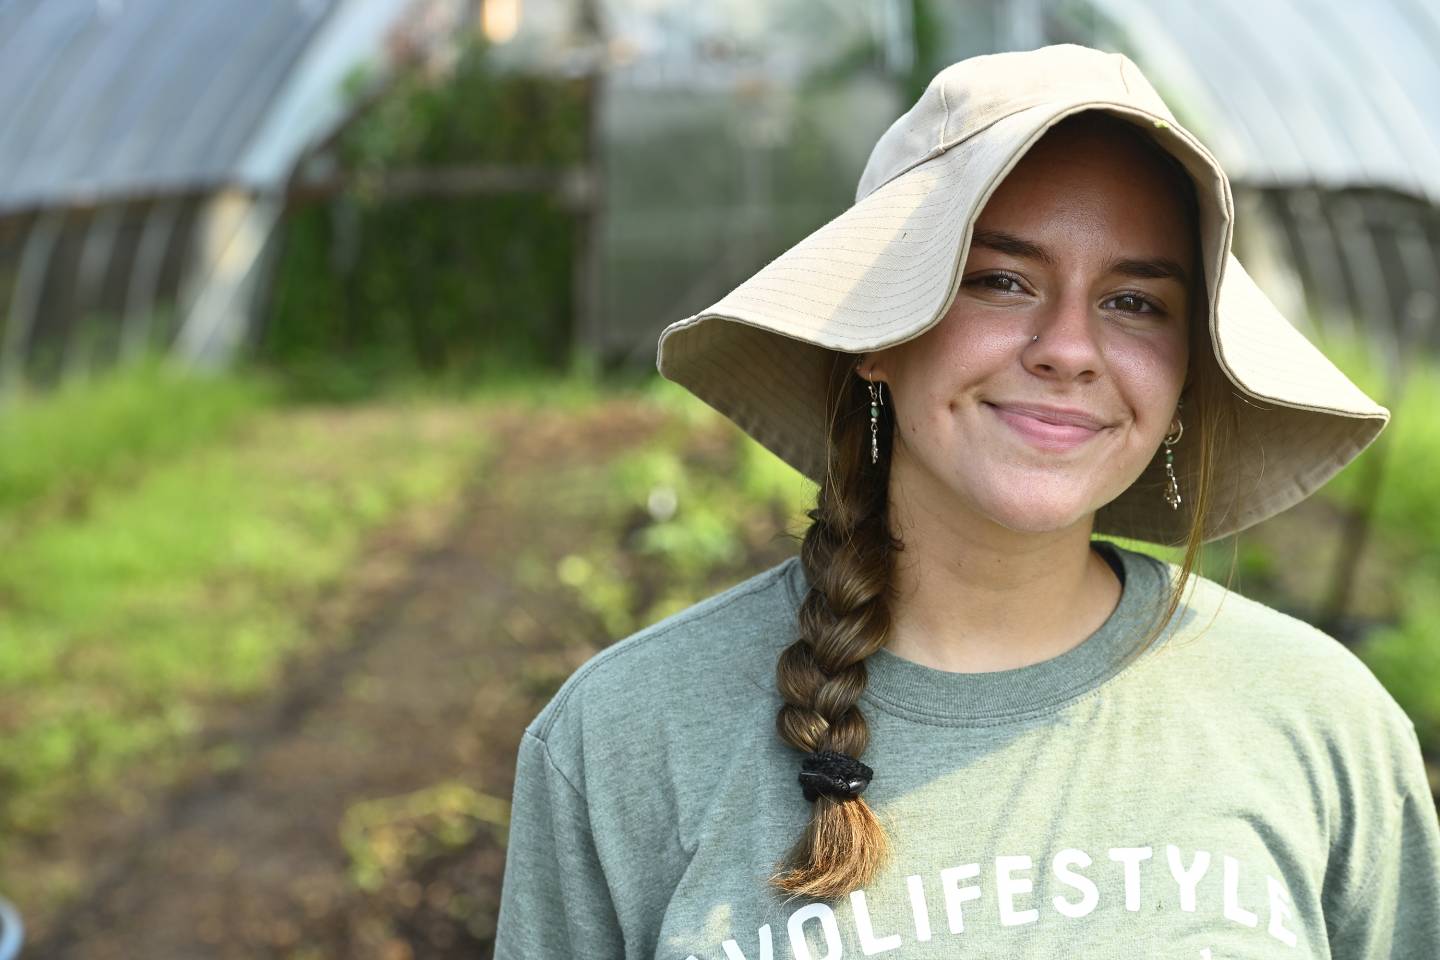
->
[259,39,590,397]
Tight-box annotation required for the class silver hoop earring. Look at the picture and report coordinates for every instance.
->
[867,380,885,465]
[1162,417,1184,510]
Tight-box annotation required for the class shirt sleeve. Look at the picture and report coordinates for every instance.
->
[494,730,625,960]
[1325,719,1440,958]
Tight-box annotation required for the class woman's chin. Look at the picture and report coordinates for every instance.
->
[970,487,1102,535]
[987,507,1092,536]
[893,455,1130,537]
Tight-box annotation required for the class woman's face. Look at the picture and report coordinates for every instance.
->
[866,122,1195,536]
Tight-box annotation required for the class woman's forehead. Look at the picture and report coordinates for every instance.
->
[974,124,1199,269]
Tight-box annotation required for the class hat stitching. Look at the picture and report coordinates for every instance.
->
[720,284,942,328]
[725,255,958,320]
[731,226,969,298]
[861,95,1069,199]
[1115,53,1133,95]
[874,98,1221,206]
[722,222,968,321]
[937,70,951,145]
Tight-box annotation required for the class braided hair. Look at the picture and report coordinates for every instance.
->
[770,354,899,899]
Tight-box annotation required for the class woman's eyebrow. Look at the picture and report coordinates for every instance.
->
[1106,256,1190,286]
[971,229,1189,286]
[971,229,1055,265]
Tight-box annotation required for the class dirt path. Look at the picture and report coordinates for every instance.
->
[19,398,793,959]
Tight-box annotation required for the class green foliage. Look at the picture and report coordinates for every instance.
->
[340,46,586,171]
[735,427,816,516]
[548,383,812,634]
[259,38,590,395]
[906,0,946,104]
[1308,339,1440,753]
[1320,344,1440,548]
[263,193,576,394]
[0,355,273,516]
[1361,575,1440,750]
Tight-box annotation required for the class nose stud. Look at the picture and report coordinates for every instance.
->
[1031,334,1039,342]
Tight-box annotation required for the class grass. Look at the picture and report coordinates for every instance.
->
[0,357,274,518]
[0,366,495,844]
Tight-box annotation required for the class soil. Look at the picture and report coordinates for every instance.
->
[11,398,798,960]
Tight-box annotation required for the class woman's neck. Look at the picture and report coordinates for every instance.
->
[882,491,1122,674]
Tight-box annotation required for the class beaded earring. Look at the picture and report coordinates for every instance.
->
[1162,414,1184,510]
[867,380,885,465]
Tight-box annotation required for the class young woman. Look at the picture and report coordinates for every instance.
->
[495,44,1440,959]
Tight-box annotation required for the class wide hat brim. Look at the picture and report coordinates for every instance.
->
[656,97,1388,544]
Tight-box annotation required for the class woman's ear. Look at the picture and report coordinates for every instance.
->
[857,350,893,384]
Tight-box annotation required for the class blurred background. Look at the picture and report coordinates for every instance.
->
[0,0,1437,956]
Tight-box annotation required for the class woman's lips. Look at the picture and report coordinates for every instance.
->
[985,402,1110,450]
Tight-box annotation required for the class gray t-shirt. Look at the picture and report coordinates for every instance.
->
[494,544,1440,959]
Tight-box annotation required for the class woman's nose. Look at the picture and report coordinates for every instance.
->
[1022,293,1102,382]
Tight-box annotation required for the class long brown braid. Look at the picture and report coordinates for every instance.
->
[770,353,899,900]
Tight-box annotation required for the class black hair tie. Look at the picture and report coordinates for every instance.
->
[799,750,874,802]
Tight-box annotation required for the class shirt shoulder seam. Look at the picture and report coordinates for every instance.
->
[522,728,587,802]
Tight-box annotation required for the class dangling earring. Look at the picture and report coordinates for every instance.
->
[867,380,885,465]
[1162,414,1184,510]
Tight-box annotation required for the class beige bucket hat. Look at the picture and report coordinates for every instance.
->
[655,43,1388,544]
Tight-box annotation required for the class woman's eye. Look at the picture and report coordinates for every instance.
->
[972,274,1024,293]
[1105,293,1159,314]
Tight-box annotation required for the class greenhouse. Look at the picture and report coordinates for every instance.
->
[1,0,1435,389]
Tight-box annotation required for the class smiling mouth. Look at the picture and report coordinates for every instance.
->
[984,402,1113,450]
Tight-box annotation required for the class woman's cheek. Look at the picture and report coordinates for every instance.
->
[1108,333,1187,412]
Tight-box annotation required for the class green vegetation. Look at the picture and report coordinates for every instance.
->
[1363,589,1440,750]
[545,378,812,636]
[260,38,589,397]
[0,357,273,516]
[1319,339,1440,544]
[0,362,492,843]
[1310,339,1440,750]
